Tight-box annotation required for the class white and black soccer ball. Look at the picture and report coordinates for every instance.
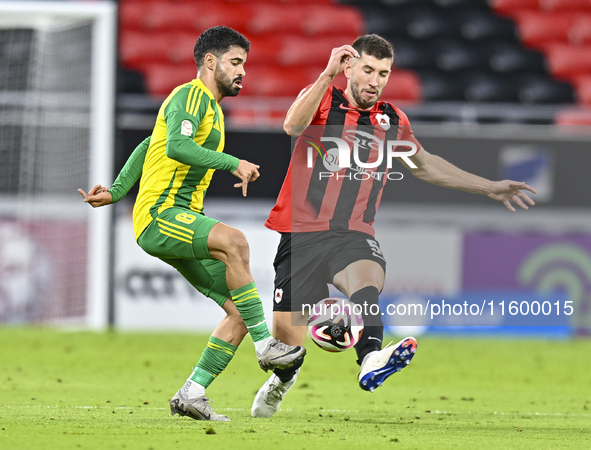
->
[308,297,364,352]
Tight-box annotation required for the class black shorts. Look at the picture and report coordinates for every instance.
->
[272,230,387,313]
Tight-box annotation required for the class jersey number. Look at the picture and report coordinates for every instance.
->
[366,239,386,261]
[175,212,196,224]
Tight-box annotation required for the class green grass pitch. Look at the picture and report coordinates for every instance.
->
[1,327,590,449]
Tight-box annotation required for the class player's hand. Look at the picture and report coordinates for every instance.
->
[232,160,260,197]
[487,180,537,212]
[322,45,360,79]
[78,184,113,207]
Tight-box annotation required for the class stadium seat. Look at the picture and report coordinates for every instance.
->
[434,40,489,72]
[391,39,438,71]
[363,7,411,37]
[276,35,359,67]
[545,44,591,80]
[489,0,541,17]
[571,75,591,104]
[141,3,200,31]
[554,108,591,124]
[120,31,197,69]
[418,72,465,100]
[569,15,591,45]
[239,65,314,97]
[517,76,576,102]
[463,73,519,102]
[302,5,364,36]
[457,11,519,41]
[433,0,490,7]
[244,36,283,66]
[142,63,196,97]
[486,43,546,74]
[381,70,422,101]
[248,4,306,35]
[539,0,591,12]
[406,10,460,40]
[513,12,575,48]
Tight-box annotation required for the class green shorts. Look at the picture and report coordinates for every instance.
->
[137,207,230,306]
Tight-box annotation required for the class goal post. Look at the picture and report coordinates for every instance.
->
[0,1,117,329]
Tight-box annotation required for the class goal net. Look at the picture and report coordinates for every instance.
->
[0,2,116,328]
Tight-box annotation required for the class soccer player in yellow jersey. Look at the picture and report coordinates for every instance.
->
[78,26,305,421]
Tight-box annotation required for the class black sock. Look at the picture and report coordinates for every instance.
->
[351,286,384,365]
[273,353,304,383]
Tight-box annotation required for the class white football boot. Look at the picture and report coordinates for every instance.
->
[251,369,300,418]
[358,337,417,392]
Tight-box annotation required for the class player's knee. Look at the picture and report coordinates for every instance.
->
[226,229,250,265]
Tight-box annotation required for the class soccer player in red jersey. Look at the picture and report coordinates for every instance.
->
[251,34,536,417]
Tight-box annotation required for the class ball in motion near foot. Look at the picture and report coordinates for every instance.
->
[308,297,364,352]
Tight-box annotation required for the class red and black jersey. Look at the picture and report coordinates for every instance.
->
[265,84,421,237]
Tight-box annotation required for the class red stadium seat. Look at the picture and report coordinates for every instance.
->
[245,36,284,66]
[490,0,541,17]
[142,3,200,31]
[120,1,253,32]
[119,1,149,30]
[240,65,315,97]
[248,4,307,35]
[513,12,575,47]
[569,15,591,44]
[555,109,591,125]
[545,44,591,80]
[302,5,364,36]
[540,0,591,12]
[276,35,359,67]
[381,71,422,102]
[571,75,591,104]
[120,31,197,69]
[142,63,196,97]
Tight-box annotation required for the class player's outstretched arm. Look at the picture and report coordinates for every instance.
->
[283,45,359,136]
[78,184,112,207]
[404,147,536,212]
[232,159,260,197]
[79,136,151,207]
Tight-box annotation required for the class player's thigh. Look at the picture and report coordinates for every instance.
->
[137,208,229,306]
[137,207,217,261]
[273,233,330,325]
[332,259,385,298]
[165,257,230,307]
[327,231,387,296]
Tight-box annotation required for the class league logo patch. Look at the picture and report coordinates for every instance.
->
[274,288,283,304]
[181,120,193,136]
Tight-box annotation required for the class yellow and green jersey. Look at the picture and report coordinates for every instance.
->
[109,78,239,240]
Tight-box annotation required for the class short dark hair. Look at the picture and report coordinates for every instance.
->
[194,26,250,67]
[352,34,394,62]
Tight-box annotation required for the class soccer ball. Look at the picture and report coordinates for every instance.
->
[308,297,364,352]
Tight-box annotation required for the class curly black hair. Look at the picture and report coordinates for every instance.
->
[194,26,250,67]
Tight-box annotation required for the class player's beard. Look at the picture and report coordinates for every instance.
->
[215,64,241,98]
[350,76,380,110]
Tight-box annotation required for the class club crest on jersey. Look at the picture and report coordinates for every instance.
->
[376,113,390,130]
[274,288,283,304]
[181,120,193,136]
